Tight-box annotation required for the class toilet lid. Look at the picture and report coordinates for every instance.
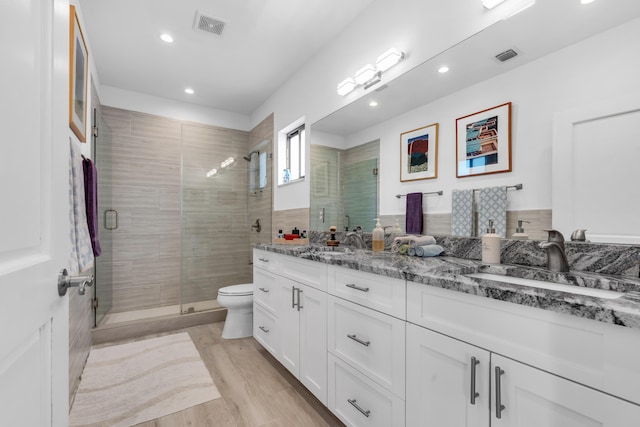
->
[218,283,254,296]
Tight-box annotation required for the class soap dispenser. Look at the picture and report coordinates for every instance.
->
[512,220,530,240]
[372,218,384,252]
[482,219,501,263]
[392,217,403,234]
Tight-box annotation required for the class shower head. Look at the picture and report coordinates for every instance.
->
[243,150,260,161]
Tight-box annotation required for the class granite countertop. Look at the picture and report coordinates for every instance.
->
[254,243,640,330]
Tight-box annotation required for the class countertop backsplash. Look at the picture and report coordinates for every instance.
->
[308,231,640,279]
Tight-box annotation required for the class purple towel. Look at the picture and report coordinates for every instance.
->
[405,192,423,234]
[83,158,102,257]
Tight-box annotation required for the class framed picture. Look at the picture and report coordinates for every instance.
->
[456,102,512,178]
[400,122,438,182]
[69,5,88,142]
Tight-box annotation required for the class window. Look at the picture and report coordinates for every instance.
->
[279,124,305,184]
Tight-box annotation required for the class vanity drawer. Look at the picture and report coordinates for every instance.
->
[279,254,328,292]
[328,266,406,319]
[253,249,279,272]
[328,353,405,427]
[328,296,405,398]
[253,268,278,313]
[253,303,278,357]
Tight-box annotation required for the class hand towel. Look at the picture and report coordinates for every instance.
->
[398,244,410,255]
[452,189,474,237]
[479,186,507,238]
[69,140,95,274]
[405,192,423,234]
[407,236,437,256]
[82,157,101,257]
[415,244,444,257]
[391,236,412,253]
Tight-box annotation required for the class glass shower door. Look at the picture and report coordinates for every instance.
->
[343,158,378,232]
[93,108,113,325]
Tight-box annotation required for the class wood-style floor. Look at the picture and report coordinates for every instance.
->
[103,322,344,427]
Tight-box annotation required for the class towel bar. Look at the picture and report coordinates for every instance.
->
[395,190,443,199]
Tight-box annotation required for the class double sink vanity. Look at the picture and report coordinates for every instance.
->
[252,238,640,426]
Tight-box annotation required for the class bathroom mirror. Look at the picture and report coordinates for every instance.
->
[309,0,640,240]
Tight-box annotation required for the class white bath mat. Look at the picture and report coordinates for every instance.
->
[70,332,220,427]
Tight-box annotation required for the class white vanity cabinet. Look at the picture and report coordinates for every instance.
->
[253,249,328,405]
[406,281,640,427]
[326,266,406,426]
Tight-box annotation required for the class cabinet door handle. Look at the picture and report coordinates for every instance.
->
[296,288,303,311]
[470,356,480,405]
[259,326,269,333]
[258,258,269,262]
[347,398,371,418]
[347,334,370,347]
[495,366,506,419]
[346,283,370,292]
[259,287,269,293]
[291,286,297,309]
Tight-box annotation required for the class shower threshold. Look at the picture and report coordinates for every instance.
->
[102,299,222,325]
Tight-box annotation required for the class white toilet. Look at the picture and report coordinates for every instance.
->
[217,283,254,339]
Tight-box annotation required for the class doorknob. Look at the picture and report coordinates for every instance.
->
[58,268,94,296]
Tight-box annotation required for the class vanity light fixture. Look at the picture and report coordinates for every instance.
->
[184,88,194,95]
[160,33,174,43]
[355,64,377,85]
[337,77,356,96]
[482,0,507,9]
[438,66,450,73]
[220,157,236,169]
[580,0,595,4]
[376,48,405,72]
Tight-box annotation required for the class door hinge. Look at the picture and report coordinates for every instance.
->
[92,298,99,309]
[92,126,99,138]
[373,167,378,175]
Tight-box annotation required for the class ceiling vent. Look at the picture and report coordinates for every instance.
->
[495,48,518,62]
[194,11,227,37]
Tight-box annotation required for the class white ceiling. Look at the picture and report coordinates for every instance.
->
[79,0,375,115]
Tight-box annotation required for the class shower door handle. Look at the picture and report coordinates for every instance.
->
[104,209,118,230]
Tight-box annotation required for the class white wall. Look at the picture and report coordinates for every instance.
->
[343,18,640,217]
[253,0,528,211]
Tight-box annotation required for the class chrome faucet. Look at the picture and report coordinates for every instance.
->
[343,232,367,249]
[539,229,570,272]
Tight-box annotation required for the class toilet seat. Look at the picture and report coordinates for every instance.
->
[218,283,253,296]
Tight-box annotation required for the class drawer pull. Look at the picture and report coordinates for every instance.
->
[470,356,480,405]
[259,326,269,333]
[259,287,269,293]
[347,334,370,347]
[495,366,506,419]
[346,283,370,292]
[347,398,371,418]
[258,258,269,262]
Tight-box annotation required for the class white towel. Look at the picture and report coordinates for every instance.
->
[69,140,95,274]
[391,236,412,253]
[478,186,507,238]
[452,189,474,237]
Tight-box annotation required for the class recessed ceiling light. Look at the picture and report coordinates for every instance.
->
[184,88,194,95]
[160,33,174,43]
[369,101,378,107]
[438,66,450,73]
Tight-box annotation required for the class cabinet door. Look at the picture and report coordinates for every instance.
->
[299,284,328,405]
[491,354,640,427]
[406,324,490,427]
[277,277,300,377]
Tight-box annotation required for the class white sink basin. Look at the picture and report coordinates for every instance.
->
[466,273,623,299]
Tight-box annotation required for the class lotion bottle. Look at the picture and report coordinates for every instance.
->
[482,219,501,263]
[372,218,385,252]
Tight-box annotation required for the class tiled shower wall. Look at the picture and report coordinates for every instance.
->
[101,107,252,314]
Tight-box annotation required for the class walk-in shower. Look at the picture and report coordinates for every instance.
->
[93,107,273,327]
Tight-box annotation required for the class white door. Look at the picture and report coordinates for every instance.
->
[406,324,490,427]
[0,0,70,426]
[299,284,327,405]
[491,354,640,426]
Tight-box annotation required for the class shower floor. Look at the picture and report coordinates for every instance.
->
[102,299,222,325]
